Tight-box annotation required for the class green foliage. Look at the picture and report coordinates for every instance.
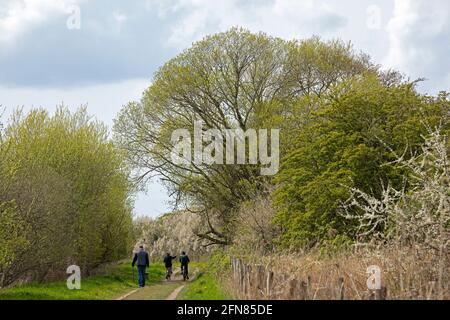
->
[114,28,374,246]
[179,272,232,300]
[178,260,232,300]
[318,234,353,257]
[0,262,165,300]
[0,107,134,287]
[274,76,450,248]
[0,201,30,271]
[170,250,233,300]
[207,249,232,277]
[114,28,449,253]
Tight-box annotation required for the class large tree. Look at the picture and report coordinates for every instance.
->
[114,28,376,245]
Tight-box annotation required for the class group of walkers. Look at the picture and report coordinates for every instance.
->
[131,245,190,288]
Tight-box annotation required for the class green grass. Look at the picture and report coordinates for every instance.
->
[179,271,232,300]
[0,261,233,300]
[0,261,166,300]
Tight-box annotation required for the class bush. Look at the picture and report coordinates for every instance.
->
[0,107,134,287]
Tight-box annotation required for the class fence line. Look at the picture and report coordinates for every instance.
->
[230,257,387,300]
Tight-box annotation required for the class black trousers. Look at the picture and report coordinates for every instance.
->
[181,264,189,276]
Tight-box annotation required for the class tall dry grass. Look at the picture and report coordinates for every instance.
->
[226,243,449,300]
[223,128,450,300]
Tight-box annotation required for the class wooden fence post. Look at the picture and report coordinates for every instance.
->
[266,271,274,299]
[231,258,237,281]
[337,277,344,300]
[370,286,387,300]
[255,265,265,299]
[246,265,252,299]
[242,262,247,297]
[285,279,298,299]
[239,260,245,295]
[306,275,311,299]
[379,286,387,300]
[299,280,308,300]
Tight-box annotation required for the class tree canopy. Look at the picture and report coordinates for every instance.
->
[274,77,449,247]
[114,27,379,246]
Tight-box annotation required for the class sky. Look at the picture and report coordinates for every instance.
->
[0,0,449,217]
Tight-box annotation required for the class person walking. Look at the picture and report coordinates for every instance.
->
[163,253,177,280]
[132,245,150,288]
[179,251,190,281]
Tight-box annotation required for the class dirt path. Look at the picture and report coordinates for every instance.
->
[117,268,197,300]
[166,284,185,300]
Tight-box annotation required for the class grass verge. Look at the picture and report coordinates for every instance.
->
[178,267,232,300]
[0,261,166,300]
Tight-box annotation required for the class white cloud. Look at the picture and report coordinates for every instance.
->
[384,0,450,93]
[0,77,149,128]
[113,11,127,24]
[0,0,85,45]
[147,0,448,93]
[145,0,347,49]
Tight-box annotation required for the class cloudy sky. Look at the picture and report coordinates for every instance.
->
[1,0,449,217]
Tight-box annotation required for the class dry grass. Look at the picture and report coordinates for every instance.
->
[224,130,450,300]
[227,243,450,300]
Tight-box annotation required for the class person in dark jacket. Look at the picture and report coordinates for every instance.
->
[132,245,150,288]
[163,253,177,280]
[179,251,190,280]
